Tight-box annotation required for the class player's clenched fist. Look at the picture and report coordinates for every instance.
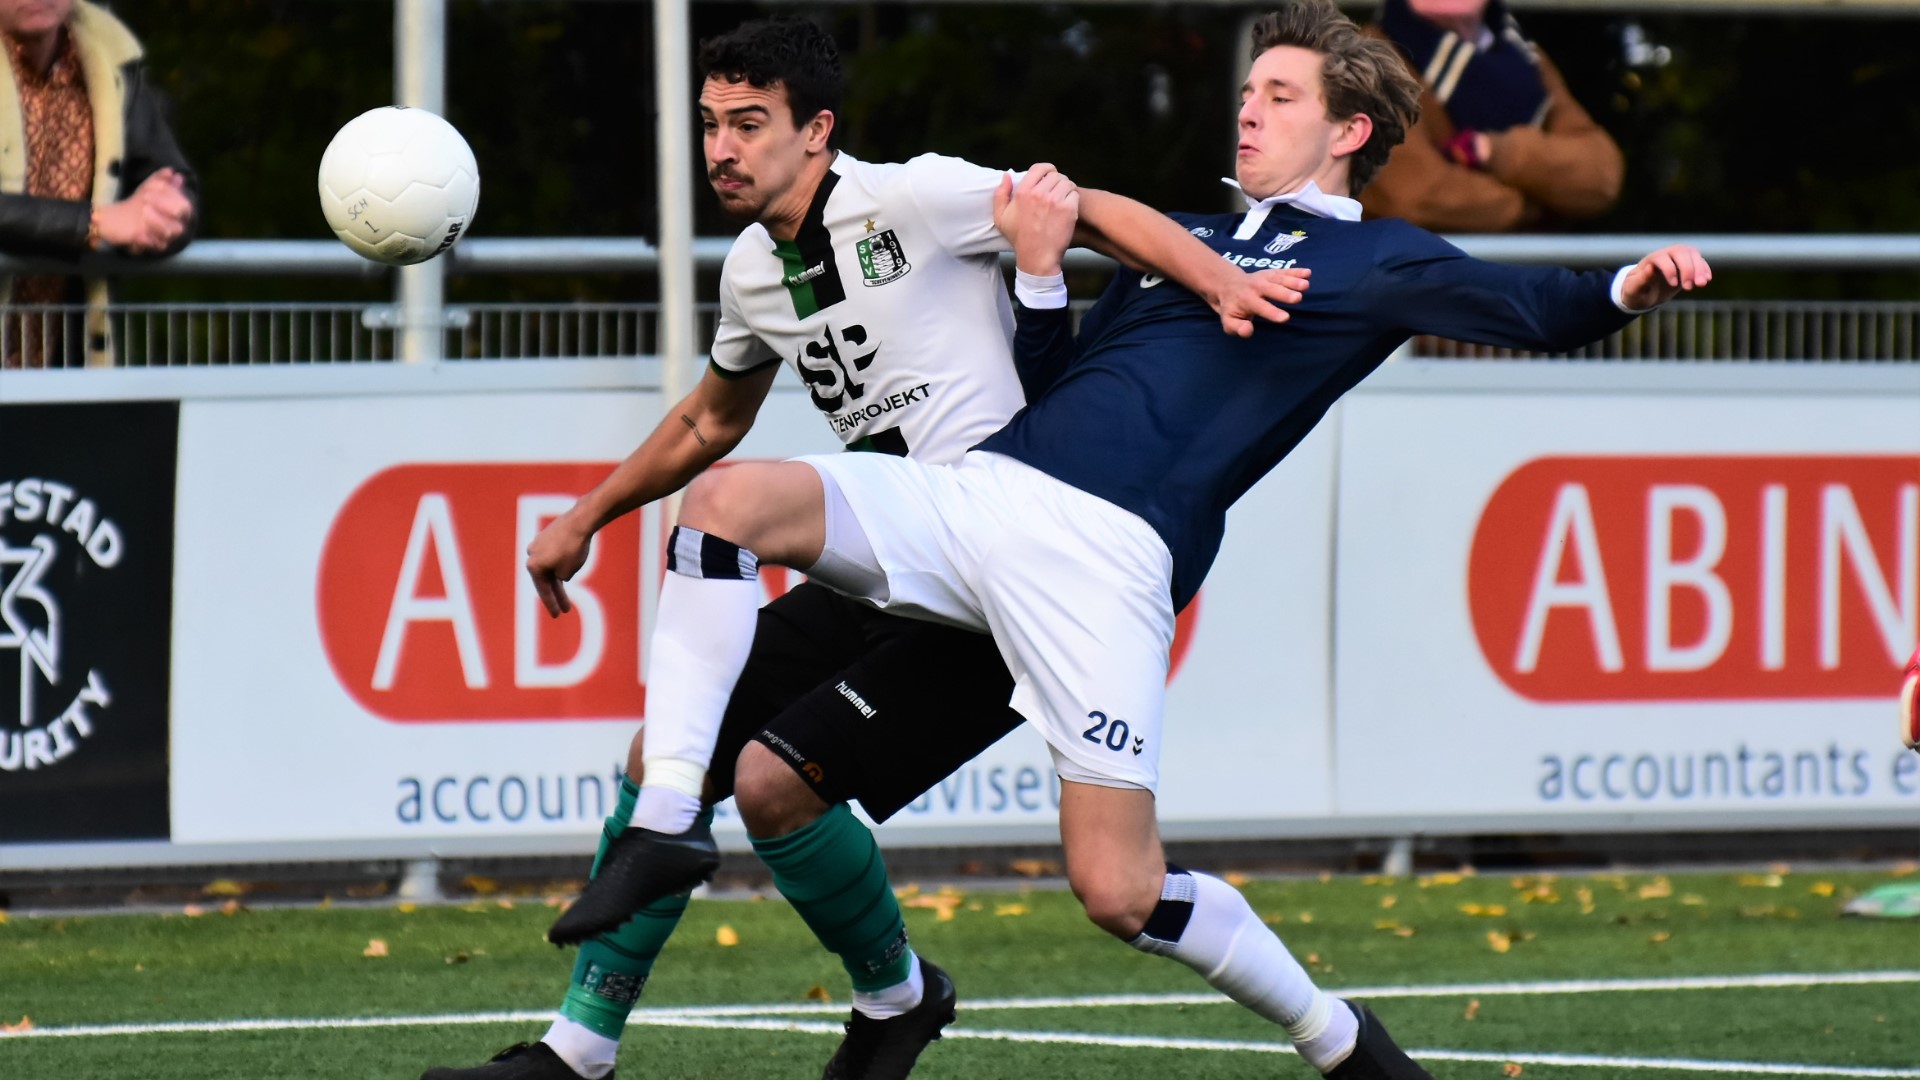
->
[525,511,594,617]
[995,163,1080,275]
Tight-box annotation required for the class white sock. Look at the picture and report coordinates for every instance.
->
[630,530,761,834]
[851,952,926,1019]
[541,1016,618,1079]
[1129,870,1358,1072]
[630,784,704,834]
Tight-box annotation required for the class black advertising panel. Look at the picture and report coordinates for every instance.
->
[0,401,176,842]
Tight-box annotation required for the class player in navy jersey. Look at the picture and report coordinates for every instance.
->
[556,1,1708,1076]
[425,17,1314,1080]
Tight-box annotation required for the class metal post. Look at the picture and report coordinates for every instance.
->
[1382,836,1415,878]
[654,0,695,405]
[395,0,446,365]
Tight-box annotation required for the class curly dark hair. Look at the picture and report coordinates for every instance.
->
[1249,0,1422,194]
[698,18,845,149]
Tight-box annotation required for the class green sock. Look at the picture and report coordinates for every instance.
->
[751,803,914,992]
[557,783,707,1040]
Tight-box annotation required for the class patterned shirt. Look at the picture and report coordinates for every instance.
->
[5,26,94,364]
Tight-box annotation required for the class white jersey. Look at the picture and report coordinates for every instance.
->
[709,152,1025,465]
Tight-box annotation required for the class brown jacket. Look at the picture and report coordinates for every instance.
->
[1358,24,1623,232]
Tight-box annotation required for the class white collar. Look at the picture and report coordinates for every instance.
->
[1221,178,1361,240]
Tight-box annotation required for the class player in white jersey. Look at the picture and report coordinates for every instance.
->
[423,17,1307,1080]
[507,5,1713,1080]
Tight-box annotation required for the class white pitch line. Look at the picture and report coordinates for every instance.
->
[7,968,1918,1078]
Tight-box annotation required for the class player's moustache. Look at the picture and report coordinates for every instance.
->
[708,165,750,185]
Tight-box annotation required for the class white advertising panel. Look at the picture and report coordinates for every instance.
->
[1334,389,1920,821]
[172,389,1339,847]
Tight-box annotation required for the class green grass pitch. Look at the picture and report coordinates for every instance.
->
[2,867,1915,1079]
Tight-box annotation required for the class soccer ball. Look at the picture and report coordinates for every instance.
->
[318,106,479,266]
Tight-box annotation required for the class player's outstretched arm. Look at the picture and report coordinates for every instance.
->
[526,364,779,617]
[1073,186,1309,339]
[1618,244,1712,310]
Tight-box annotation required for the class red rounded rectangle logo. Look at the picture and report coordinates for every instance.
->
[1470,455,1920,702]
[317,463,650,722]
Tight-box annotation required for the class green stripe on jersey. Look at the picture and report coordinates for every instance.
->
[774,239,823,319]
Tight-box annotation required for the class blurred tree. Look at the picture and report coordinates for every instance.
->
[128,2,1918,302]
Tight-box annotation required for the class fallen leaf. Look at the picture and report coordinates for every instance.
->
[1503,1063,1524,1078]
[1637,879,1673,899]
[994,903,1030,917]
[1891,862,1917,877]
[903,894,965,922]
[0,912,9,925]
[219,899,244,916]
[1261,913,1285,924]
[203,879,248,897]
[445,952,470,965]
[805,984,833,1003]
[1463,999,1481,1021]
[317,897,334,910]
[544,895,569,909]
[363,939,389,958]
[1486,931,1513,953]
[1380,895,1398,909]
[1393,926,1416,938]
[1680,894,1708,906]
[967,902,984,912]
[1766,861,1792,875]
[1306,953,1321,965]
[1374,920,1401,930]
[1810,882,1836,897]
[1738,873,1784,889]
[463,875,499,895]
[1008,859,1058,878]
[134,964,143,972]
[182,904,205,918]
[1458,903,1508,917]
[1576,887,1596,914]
[0,1016,32,1034]
[893,884,922,900]
[1297,912,1314,923]
[496,898,515,910]
[1363,875,1395,886]
[1224,871,1252,888]
[397,902,418,914]
[1649,931,1672,944]
[716,925,740,947]
[1318,871,1333,883]
[1419,873,1464,888]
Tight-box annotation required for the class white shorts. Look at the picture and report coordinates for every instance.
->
[798,450,1176,793]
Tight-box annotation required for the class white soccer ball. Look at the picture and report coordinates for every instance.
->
[318,106,480,266]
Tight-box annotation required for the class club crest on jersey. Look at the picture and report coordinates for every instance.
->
[1189,226,1214,238]
[855,229,911,287]
[1264,230,1307,255]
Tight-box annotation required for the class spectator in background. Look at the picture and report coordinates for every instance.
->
[0,0,196,368]
[1359,0,1621,232]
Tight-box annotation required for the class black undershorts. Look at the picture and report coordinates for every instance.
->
[705,581,1022,823]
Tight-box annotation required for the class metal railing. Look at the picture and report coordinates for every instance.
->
[0,236,1913,368]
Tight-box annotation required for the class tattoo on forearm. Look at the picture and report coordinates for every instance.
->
[680,413,708,447]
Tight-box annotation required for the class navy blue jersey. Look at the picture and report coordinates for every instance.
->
[977,204,1636,610]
